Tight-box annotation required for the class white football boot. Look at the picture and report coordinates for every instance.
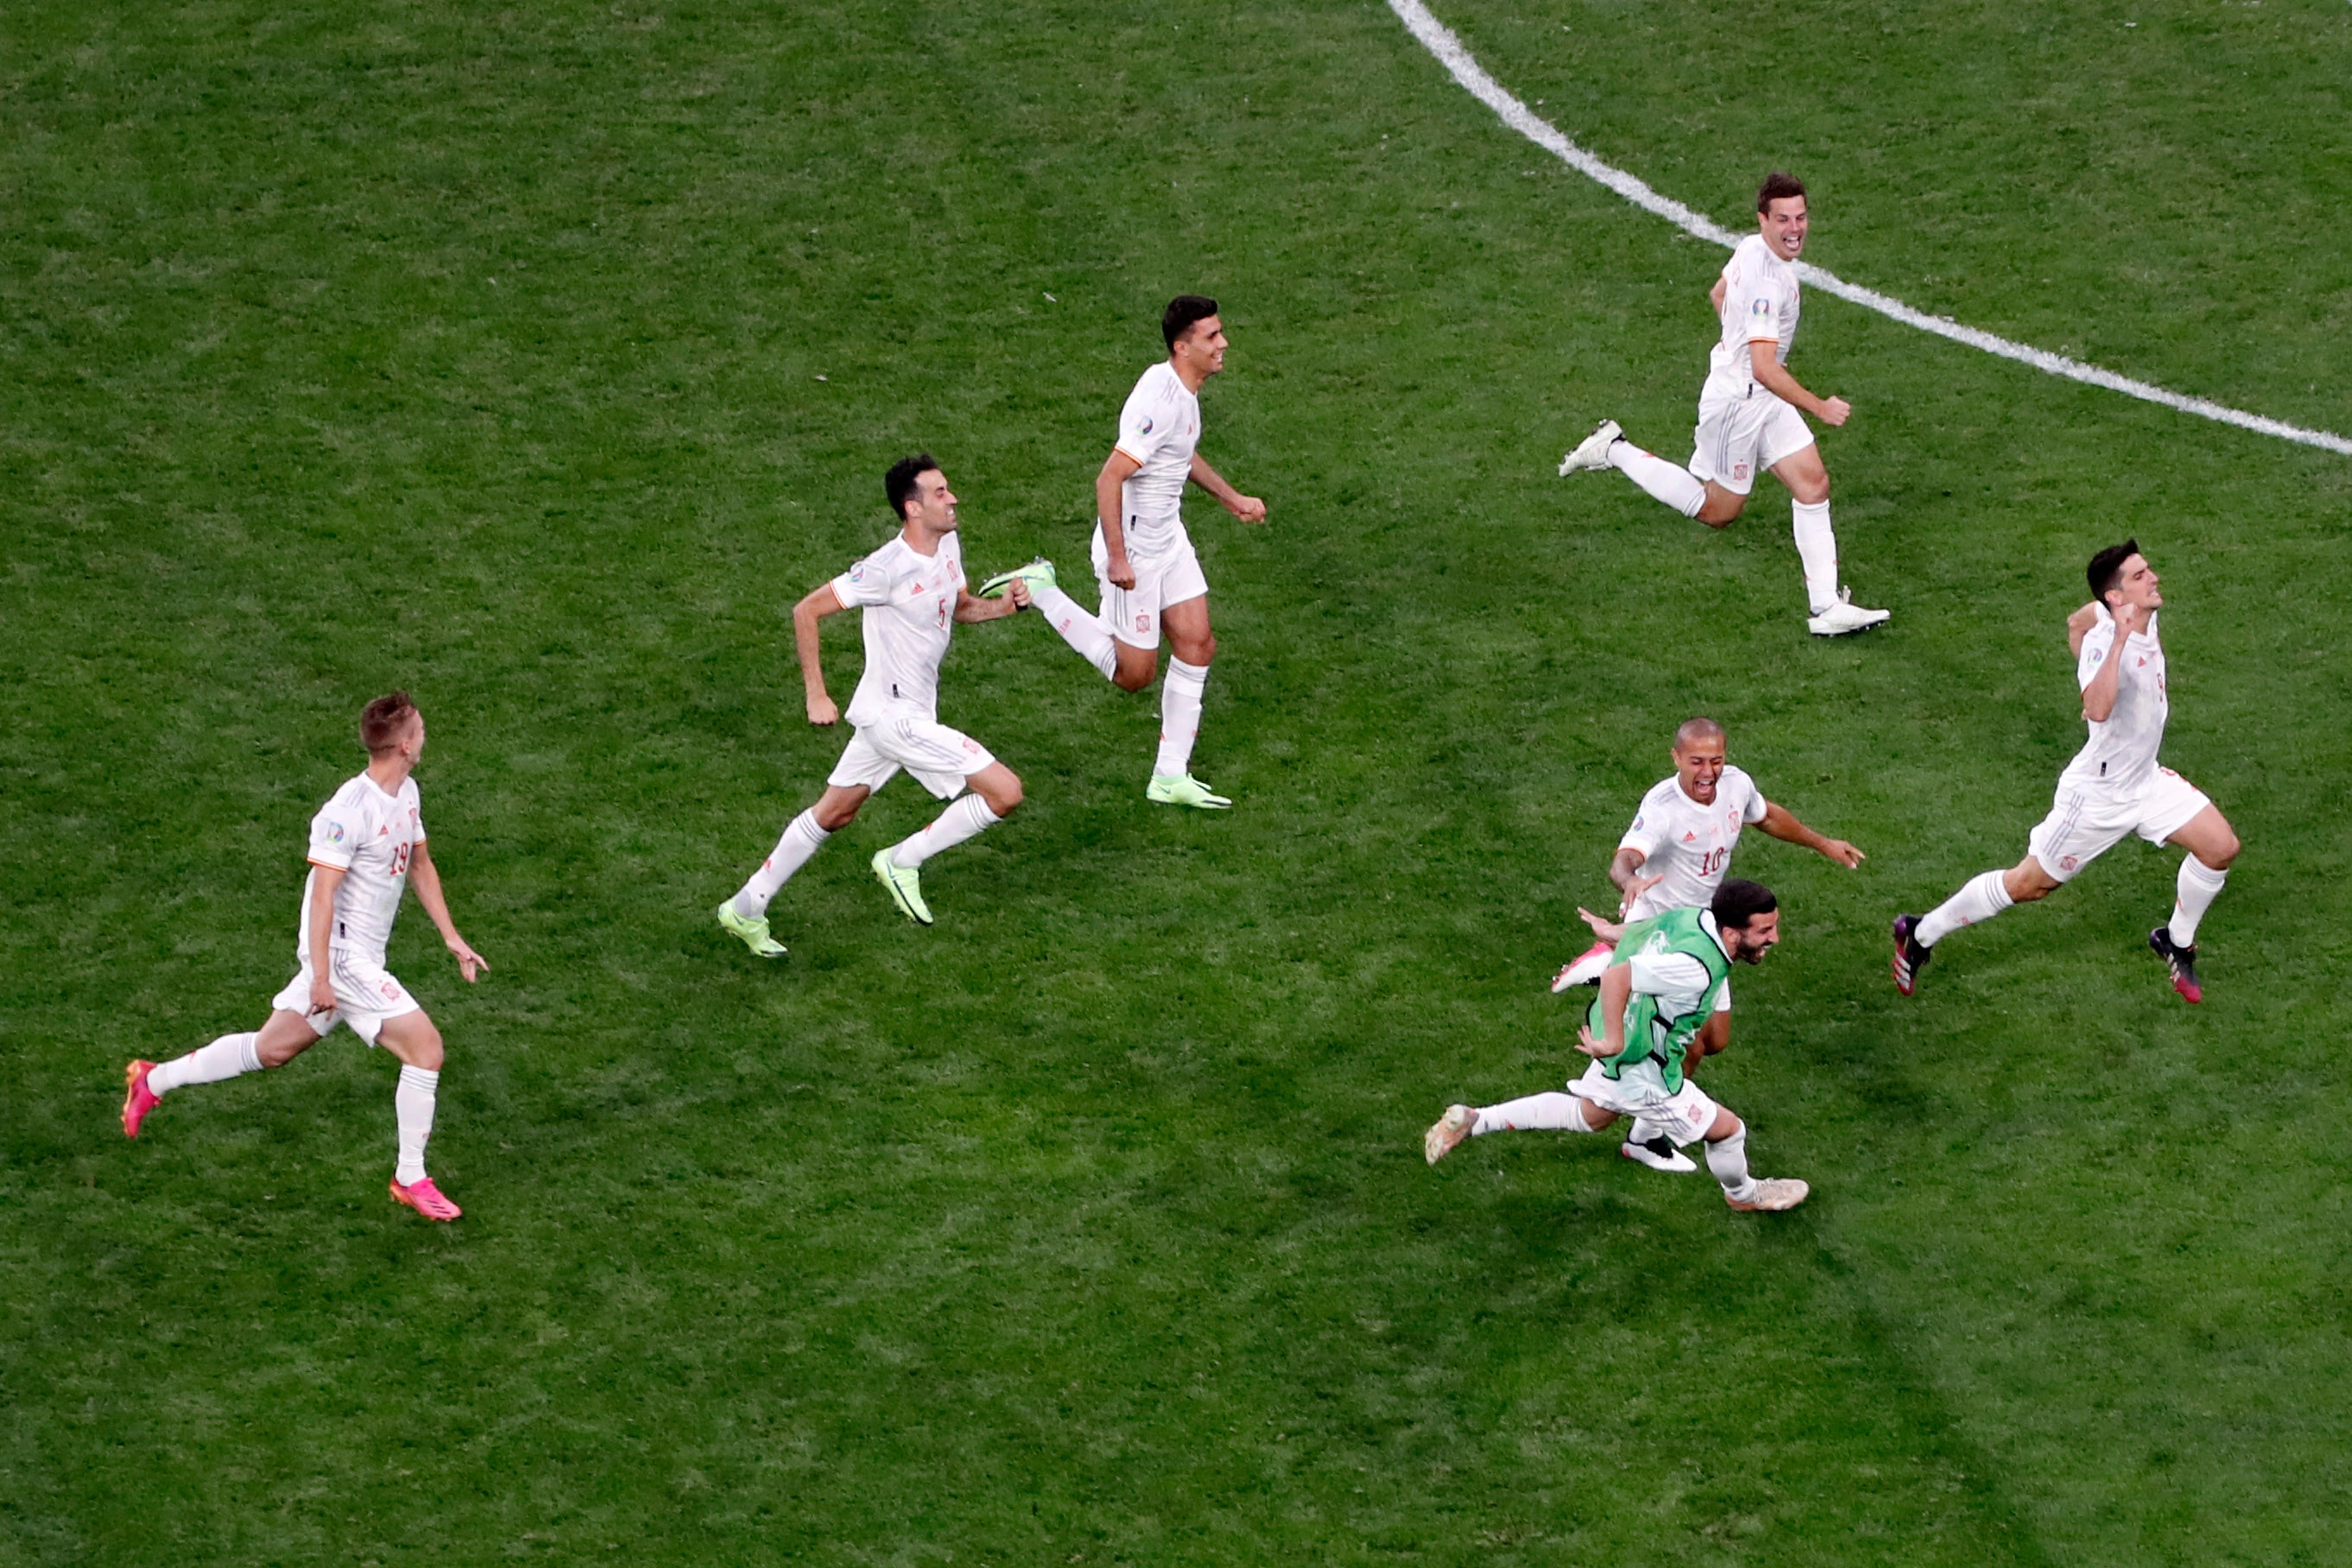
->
[1557,419,1623,477]
[1806,587,1891,636]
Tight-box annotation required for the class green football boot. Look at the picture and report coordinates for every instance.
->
[977,558,1057,600]
[714,901,787,958]
[1146,773,1233,810]
[870,849,934,925]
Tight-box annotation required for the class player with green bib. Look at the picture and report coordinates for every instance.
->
[1425,879,1808,1211]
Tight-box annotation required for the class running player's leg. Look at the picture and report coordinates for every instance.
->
[1559,417,1740,524]
[1148,591,1227,806]
[871,726,1015,924]
[1028,523,1133,683]
[1894,850,2065,994]
[1770,433,1887,631]
[730,784,868,920]
[126,1006,322,1137]
[2150,782,2236,1001]
[373,1003,458,1219]
[1424,1085,1611,1163]
[888,761,1020,870]
[1695,1102,1806,1211]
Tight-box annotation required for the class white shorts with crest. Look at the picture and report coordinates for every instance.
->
[827,715,996,801]
[1565,1058,1723,1147]
[1689,381,1815,496]
[2026,767,2210,883]
[271,949,420,1046]
[1091,519,1210,650]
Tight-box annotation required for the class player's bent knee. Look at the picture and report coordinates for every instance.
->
[1112,661,1156,693]
[1703,1108,1743,1142]
[980,774,1022,815]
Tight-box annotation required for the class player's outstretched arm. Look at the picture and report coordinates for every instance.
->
[1187,453,1265,523]
[1748,340,1849,427]
[409,840,488,982]
[953,582,1026,623]
[2078,600,2144,723]
[793,583,847,725]
[1577,964,1635,1059]
[1756,800,1864,868]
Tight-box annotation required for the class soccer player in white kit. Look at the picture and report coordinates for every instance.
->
[1893,541,2241,1002]
[716,455,1031,953]
[989,295,1266,809]
[1552,717,1864,1171]
[120,692,490,1223]
[1557,173,1889,636]
[1424,879,1810,1213]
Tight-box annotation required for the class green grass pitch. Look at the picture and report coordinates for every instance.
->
[4,0,2350,1560]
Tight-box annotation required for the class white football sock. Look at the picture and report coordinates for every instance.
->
[890,793,1000,869]
[149,1032,263,1097]
[395,1065,437,1186]
[1609,440,1706,518]
[1473,1092,1602,1135]
[2168,857,2229,947]
[1705,1126,1758,1203]
[1792,499,1839,615]
[734,810,830,919]
[1152,658,1209,780]
[1917,869,2014,947]
[1030,582,1119,680]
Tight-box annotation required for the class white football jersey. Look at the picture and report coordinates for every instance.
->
[1707,234,1800,393]
[1110,360,1202,557]
[1620,765,1769,921]
[300,772,424,962]
[2062,606,2167,794]
[831,530,964,729]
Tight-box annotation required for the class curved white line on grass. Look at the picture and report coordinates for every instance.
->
[1388,0,2352,458]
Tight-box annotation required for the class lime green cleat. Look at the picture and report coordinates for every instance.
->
[870,849,934,925]
[715,901,787,958]
[976,558,1057,600]
[1147,773,1232,810]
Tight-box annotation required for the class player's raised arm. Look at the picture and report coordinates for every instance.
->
[1755,800,1864,868]
[954,580,1026,623]
[1748,339,1849,427]
[1187,452,1265,523]
[2078,602,2142,724]
[2066,600,2100,659]
[793,582,848,725]
[407,839,487,981]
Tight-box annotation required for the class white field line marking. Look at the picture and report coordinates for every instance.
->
[1387,0,2352,458]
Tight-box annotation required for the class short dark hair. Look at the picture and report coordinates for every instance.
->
[2088,538,2140,604]
[1162,294,1219,350]
[361,691,416,755]
[1756,172,1807,214]
[884,452,940,522]
[1710,877,1778,931]
[1674,716,1727,751]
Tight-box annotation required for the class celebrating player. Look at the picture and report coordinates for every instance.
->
[1552,717,1863,1172]
[1425,880,1809,1212]
[120,692,490,1223]
[717,455,1030,952]
[1893,541,2239,1002]
[984,294,1265,809]
[1557,172,1889,635]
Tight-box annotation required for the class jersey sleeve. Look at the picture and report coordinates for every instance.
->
[1618,798,1665,857]
[2077,617,2117,692]
[830,553,894,610]
[408,788,426,844]
[1738,773,1769,825]
[1114,378,1173,469]
[1626,950,1712,1001]
[307,801,357,869]
[1739,264,1791,344]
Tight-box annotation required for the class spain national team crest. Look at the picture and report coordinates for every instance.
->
[2061,856,2079,872]
[1136,614,1150,633]
[1732,462,1750,483]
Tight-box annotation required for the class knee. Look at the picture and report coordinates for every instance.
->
[409,1024,446,1072]
[984,774,1023,815]
[814,799,861,831]
[1112,664,1155,693]
[1793,475,1830,506]
[1174,633,1216,667]
[1698,496,1742,528]
[2202,831,2241,870]
[257,1039,305,1070]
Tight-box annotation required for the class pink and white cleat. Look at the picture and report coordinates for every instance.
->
[389,1176,462,1222]
[1552,940,1615,993]
[122,1060,161,1139]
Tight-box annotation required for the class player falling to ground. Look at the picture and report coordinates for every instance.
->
[1893,541,2240,1002]
[718,455,1031,954]
[121,692,490,1223]
[1426,879,1808,1212]
[1557,172,1889,636]
[1552,717,1863,1173]
[983,294,1265,810]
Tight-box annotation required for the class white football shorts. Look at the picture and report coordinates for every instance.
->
[828,715,996,801]
[271,949,420,1046]
[2026,767,2211,884]
[1689,381,1815,496]
[1091,519,1210,650]
[1566,1058,1723,1148]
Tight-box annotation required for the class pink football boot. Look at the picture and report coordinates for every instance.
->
[389,1177,462,1222]
[122,1060,161,1139]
